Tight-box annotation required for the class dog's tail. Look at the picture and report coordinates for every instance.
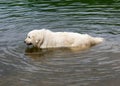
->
[93,37,104,44]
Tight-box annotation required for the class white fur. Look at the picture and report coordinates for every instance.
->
[24,29,104,50]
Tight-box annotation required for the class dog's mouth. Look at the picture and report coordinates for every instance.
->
[26,43,32,45]
[24,41,32,45]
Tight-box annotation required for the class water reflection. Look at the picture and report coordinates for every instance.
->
[25,47,79,60]
[25,47,53,60]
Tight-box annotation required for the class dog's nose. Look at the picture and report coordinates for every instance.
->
[24,40,26,43]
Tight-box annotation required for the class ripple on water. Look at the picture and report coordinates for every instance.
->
[23,44,120,84]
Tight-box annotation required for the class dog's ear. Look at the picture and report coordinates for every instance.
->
[33,30,44,47]
[36,40,38,43]
[35,35,40,44]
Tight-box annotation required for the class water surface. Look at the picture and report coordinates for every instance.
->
[0,0,120,86]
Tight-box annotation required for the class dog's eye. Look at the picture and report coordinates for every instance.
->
[28,36,30,38]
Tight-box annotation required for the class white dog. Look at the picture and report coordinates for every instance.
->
[24,29,104,50]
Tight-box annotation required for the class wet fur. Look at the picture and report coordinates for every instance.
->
[25,29,104,50]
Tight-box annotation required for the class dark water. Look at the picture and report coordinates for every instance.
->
[0,0,120,86]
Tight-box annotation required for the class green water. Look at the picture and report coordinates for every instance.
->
[0,0,120,86]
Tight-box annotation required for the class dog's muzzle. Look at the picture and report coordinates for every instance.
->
[24,41,32,45]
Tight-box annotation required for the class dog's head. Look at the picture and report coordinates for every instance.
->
[24,29,45,47]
